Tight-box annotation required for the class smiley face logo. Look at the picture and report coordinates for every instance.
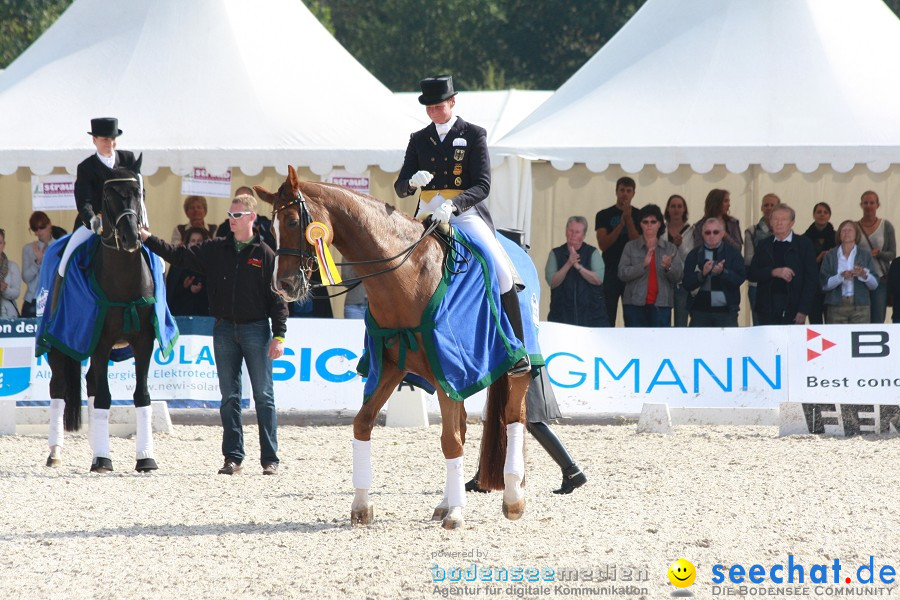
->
[667,559,696,588]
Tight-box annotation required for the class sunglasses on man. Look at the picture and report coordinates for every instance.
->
[227,211,253,219]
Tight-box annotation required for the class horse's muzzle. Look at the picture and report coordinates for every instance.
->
[275,275,308,304]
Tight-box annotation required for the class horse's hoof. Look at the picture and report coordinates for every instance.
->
[135,458,158,473]
[46,454,61,468]
[90,457,113,473]
[441,507,464,530]
[502,499,526,521]
[431,506,449,521]
[350,504,375,526]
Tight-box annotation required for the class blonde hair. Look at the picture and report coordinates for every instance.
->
[232,194,257,212]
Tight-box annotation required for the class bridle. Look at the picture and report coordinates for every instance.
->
[100,177,143,251]
[270,188,462,298]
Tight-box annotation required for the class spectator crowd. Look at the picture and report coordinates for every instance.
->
[545,178,898,328]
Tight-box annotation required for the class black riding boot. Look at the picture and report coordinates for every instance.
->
[500,289,531,376]
[464,469,489,493]
[527,421,587,494]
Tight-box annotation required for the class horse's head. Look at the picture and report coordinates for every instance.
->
[255,165,323,303]
[101,154,144,252]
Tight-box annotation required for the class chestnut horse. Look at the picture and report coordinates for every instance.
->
[255,166,529,529]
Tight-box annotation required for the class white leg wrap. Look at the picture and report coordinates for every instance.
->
[445,456,466,508]
[504,422,525,480]
[135,405,154,460]
[90,408,110,459]
[48,397,65,448]
[352,439,372,489]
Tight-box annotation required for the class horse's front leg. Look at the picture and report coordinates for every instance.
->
[502,374,529,521]
[433,391,467,530]
[350,363,406,526]
[89,344,114,473]
[131,326,158,473]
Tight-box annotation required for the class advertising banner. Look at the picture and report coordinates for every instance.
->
[323,169,370,195]
[180,167,233,198]
[31,174,77,211]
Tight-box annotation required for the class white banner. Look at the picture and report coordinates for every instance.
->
[10,320,900,414]
[539,322,789,414]
[31,175,77,211]
[788,324,900,405]
[323,169,370,195]
[180,167,233,198]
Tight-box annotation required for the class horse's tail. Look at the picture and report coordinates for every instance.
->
[62,355,83,431]
[478,376,509,491]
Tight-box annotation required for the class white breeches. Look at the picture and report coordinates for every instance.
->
[58,225,93,277]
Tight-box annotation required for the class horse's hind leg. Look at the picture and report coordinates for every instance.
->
[433,390,467,530]
[45,349,67,467]
[132,328,158,473]
[502,374,529,521]
[350,363,406,526]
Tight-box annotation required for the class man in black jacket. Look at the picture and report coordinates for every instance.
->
[142,193,288,475]
[683,217,747,327]
[748,204,818,325]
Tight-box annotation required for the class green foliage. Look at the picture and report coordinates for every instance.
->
[3,0,900,91]
[318,0,645,91]
[0,0,73,68]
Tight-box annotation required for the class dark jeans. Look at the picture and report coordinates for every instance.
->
[689,308,739,327]
[807,292,826,325]
[623,304,672,327]
[603,277,625,326]
[214,319,278,466]
[21,299,36,318]
[673,285,689,327]
[870,279,888,324]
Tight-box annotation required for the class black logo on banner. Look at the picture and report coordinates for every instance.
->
[801,403,900,435]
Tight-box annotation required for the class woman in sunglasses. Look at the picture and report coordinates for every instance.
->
[618,204,684,327]
[21,211,67,317]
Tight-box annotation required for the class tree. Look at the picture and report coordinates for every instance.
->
[0,0,72,68]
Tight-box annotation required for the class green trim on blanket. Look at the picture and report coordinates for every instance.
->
[41,244,178,361]
[360,229,526,403]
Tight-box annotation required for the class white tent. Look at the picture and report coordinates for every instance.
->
[494,0,900,174]
[0,0,422,177]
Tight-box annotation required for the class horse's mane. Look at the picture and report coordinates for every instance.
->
[298,180,426,242]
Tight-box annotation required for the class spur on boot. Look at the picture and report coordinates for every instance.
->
[553,465,587,494]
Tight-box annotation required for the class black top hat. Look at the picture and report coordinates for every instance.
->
[418,75,457,105]
[87,117,123,138]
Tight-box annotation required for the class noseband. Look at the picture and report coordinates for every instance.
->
[100,177,143,251]
[272,189,320,268]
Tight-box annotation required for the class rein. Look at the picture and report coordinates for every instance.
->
[271,189,454,294]
[100,177,142,251]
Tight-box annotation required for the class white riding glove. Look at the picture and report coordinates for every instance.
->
[432,201,455,224]
[409,170,434,189]
[90,215,102,234]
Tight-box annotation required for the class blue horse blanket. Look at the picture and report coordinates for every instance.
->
[358,228,541,402]
[34,235,178,361]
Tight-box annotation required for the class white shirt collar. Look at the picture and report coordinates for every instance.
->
[775,232,794,243]
[435,116,458,142]
[96,152,115,169]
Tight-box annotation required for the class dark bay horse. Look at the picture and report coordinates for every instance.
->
[44,160,159,473]
[255,166,530,529]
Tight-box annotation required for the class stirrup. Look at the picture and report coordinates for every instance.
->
[507,355,531,377]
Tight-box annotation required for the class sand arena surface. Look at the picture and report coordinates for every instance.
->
[1,422,899,599]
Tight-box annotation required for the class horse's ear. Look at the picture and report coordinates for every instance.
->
[288,165,300,191]
[133,153,143,175]
[254,185,275,206]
